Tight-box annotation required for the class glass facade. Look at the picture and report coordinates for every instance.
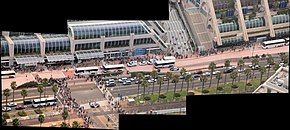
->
[272,14,290,25]
[70,22,150,40]
[133,38,155,45]
[11,36,41,55]
[275,29,290,37]
[218,22,239,33]
[222,37,244,46]
[105,40,130,49]
[245,17,265,29]
[75,42,100,51]
[43,35,71,53]
[1,37,9,56]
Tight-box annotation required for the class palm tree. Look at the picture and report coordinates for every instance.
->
[3,89,11,111]
[42,78,48,98]
[180,68,187,91]
[266,54,274,78]
[185,74,193,94]
[38,115,45,127]
[230,71,238,93]
[237,59,244,82]
[200,76,208,94]
[136,73,144,98]
[60,122,68,127]
[52,84,58,98]
[62,109,69,123]
[2,116,7,126]
[150,70,158,95]
[165,72,172,92]
[215,72,223,94]
[251,58,259,80]
[141,80,149,98]
[172,75,179,98]
[12,118,21,126]
[244,68,252,92]
[37,86,44,110]
[10,81,17,102]
[157,76,164,102]
[273,63,280,71]
[208,62,216,88]
[21,89,28,104]
[72,121,80,128]
[259,66,266,84]
[224,60,231,84]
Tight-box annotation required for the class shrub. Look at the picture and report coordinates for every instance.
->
[2,113,10,119]
[261,54,266,58]
[255,54,259,59]
[202,90,210,93]
[17,81,39,90]
[217,87,224,91]
[144,96,151,101]
[159,94,166,99]
[174,93,181,97]
[187,92,195,96]
[34,110,43,114]
[243,56,250,59]
[246,82,252,86]
[231,85,239,89]
[17,111,27,117]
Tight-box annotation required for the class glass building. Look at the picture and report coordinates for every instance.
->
[11,36,41,56]
[1,37,9,57]
[42,34,71,53]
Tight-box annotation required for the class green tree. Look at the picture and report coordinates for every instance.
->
[2,116,7,126]
[38,114,45,127]
[10,81,17,102]
[237,59,245,82]
[215,72,223,94]
[165,72,173,92]
[180,68,187,91]
[172,75,179,98]
[136,73,144,98]
[185,74,193,94]
[200,76,208,95]
[230,71,238,93]
[42,78,48,98]
[251,58,259,80]
[60,122,68,127]
[37,86,44,110]
[12,118,21,126]
[273,63,280,71]
[150,70,158,95]
[21,89,28,104]
[3,89,11,112]
[141,80,149,98]
[62,109,69,123]
[157,76,164,102]
[259,66,266,84]
[208,62,216,88]
[266,54,274,78]
[244,68,252,92]
[52,84,59,98]
[224,60,231,84]
[72,121,80,128]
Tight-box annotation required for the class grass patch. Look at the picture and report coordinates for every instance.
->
[17,110,28,117]
[134,90,188,104]
[195,78,264,94]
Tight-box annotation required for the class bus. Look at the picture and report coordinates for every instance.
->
[154,60,175,68]
[163,56,176,61]
[75,66,99,76]
[285,37,289,45]
[32,97,57,108]
[261,39,286,49]
[102,64,125,71]
[1,70,16,78]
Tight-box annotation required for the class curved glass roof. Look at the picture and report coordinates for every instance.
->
[69,21,151,40]
[11,35,40,45]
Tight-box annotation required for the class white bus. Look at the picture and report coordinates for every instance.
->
[75,66,99,76]
[261,39,286,49]
[32,97,57,108]
[1,70,16,78]
[102,64,125,71]
[154,60,175,68]
[285,37,289,45]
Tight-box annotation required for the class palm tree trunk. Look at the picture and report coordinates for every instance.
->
[137,84,140,98]
[216,79,220,94]
[191,80,194,89]
[252,70,255,80]
[267,68,270,78]
[39,93,41,110]
[232,79,234,85]
[209,74,213,88]
[13,90,15,102]
[151,82,155,95]
[6,97,8,113]
[186,81,189,94]
[245,76,248,92]
[224,74,227,84]
[167,80,170,92]
[201,82,204,95]
[238,67,242,82]
[158,84,161,102]
[181,80,184,91]
[143,86,146,98]
[174,83,177,94]
[260,73,263,84]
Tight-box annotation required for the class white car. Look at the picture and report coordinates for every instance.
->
[130,77,136,82]
[127,61,138,67]
[212,71,221,75]
[139,61,147,66]
[118,77,127,83]
[237,68,246,73]
[122,80,132,85]
[202,72,211,76]
[7,102,17,107]
[2,107,12,112]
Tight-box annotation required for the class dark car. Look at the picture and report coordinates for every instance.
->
[224,69,233,73]
[194,70,203,74]
[24,100,32,105]
[105,82,116,87]
[192,74,201,78]
[15,105,26,110]
[89,102,100,108]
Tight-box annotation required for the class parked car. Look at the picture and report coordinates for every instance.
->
[212,71,221,75]
[170,66,179,71]
[194,70,203,74]
[89,102,100,108]
[105,82,116,87]
[118,77,127,83]
[224,68,233,73]
[2,107,11,112]
[192,74,201,78]
[144,75,151,80]
[237,68,246,73]
[15,105,26,110]
[264,65,271,68]
[163,76,168,81]
[122,80,132,85]
[127,61,138,67]
[130,77,136,82]
[7,102,17,107]
[202,72,211,76]
[139,61,147,66]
